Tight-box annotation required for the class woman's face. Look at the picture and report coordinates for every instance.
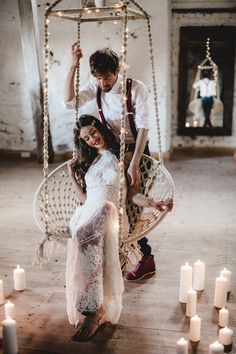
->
[79,125,107,151]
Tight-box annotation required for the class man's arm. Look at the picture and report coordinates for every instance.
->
[64,44,83,103]
[65,66,77,103]
[127,128,148,186]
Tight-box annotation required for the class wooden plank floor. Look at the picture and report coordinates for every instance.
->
[0,155,235,353]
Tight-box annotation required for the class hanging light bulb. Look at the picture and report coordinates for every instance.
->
[185,122,190,128]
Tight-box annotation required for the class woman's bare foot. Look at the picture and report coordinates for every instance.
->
[71,306,107,342]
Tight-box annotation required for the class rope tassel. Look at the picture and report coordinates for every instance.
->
[32,235,49,265]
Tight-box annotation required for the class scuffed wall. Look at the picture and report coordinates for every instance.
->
[172,11,236,148]
[0,0,172,155]
[0,0,35,151]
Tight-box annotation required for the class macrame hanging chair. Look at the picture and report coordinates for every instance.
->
[33,0,174,266]
[188,38,223,125]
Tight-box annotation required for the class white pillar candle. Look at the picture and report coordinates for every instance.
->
[219,326,233,346]
[176,337,188,354]
[186,287,197,317]
[2,316,18,354]
[193,259,205,291]
[0,279,4,305]
[179,262,193,303]
[214,274,227,308]
[13,265,26,291]
[4,300,15,319]
[219,307,229,327]
[189,315,201,342]
[220,268,231,292]
[209,340,224,354]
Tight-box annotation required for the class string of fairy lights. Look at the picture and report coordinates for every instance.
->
[118,1,127,243]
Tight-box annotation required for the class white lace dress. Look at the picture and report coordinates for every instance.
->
[66,150,129,327]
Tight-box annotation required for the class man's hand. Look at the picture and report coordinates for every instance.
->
[71,43,83,69]
[127,162,140,186]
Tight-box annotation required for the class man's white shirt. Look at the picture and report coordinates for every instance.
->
[65,75,149,143]
[193,78,216,98]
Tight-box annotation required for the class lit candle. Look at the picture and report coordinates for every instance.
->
[176,337,188,354]
[219,307,229,327]
[13,265,26,291]
[179,262,193,303]
[5,300,15,319]
[220,268,231,292]
[214,274,227,308]
[0,279,4,305]
[189,315,201,342]
[2,316,18,354]
[186,287,197,317]
[219,326,233,346]
[193,259,205,291]
[209,340,224,354]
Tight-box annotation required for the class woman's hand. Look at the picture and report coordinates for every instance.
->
[67,159,78,179]
[149,198,173,212]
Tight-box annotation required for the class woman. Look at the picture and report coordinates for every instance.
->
[66,114,173,342]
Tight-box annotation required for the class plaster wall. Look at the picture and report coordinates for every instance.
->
[0,0,35,151]
[172,11,236,148]
[0,0,172,155]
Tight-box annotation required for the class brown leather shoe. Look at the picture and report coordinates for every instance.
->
[71,311,106,342]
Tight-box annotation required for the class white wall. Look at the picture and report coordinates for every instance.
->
[171,11,236,148]
[0,0,172,156]
[0,0,35,151]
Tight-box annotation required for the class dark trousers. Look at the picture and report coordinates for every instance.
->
[201,96,214,126]
[138,143,152,257]
[138,236,152,256]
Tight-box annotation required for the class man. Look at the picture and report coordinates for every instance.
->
[193,70,216,127]
[64,43,156,281]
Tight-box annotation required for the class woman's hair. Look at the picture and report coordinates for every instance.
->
[89,48,119,76]
[73,114,120,183]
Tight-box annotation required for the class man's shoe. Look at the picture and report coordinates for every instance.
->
[125,255,156,281]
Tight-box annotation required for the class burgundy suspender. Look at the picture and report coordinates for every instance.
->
[97,86,108,128]
[126,78,138,140]
[96,78,138,140]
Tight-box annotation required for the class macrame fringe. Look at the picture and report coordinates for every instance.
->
[32,234,68,266]
[32,235,48,266]
[120,242,142,271]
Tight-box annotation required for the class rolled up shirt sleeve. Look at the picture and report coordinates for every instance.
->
[132,80,149,130]
[64,80,97,109]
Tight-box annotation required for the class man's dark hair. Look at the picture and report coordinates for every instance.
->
[202,70,212,79]
[89,48,119,76]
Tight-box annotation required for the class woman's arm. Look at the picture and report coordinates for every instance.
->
[67,159,87,204]
[132,193,173,212]
[128,184,173,212]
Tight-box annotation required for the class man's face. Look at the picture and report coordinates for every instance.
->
[94,69,119,92]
